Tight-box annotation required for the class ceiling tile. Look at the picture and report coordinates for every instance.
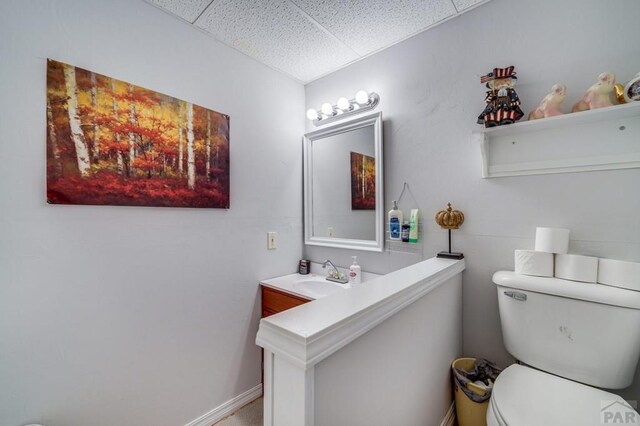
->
[290,0,457,56]
[147,0,213,23]
[194,0,360,82]
[452,0,489,12]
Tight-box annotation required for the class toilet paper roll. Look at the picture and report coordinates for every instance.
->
[597,258,640,291]
[534,227,570,254]
[514,250,554,277]
[555,254,598,283]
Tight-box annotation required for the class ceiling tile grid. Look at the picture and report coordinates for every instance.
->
[290,0,457,56]
[452,0,489,12]
[146,0,492,83]
[194,0,359,82]
[147,0,213,23]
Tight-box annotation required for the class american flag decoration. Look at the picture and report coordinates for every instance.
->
[480,66,517,84]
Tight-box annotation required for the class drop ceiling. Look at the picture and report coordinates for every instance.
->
[146,0,491,83]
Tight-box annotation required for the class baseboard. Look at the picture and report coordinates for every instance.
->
[184,384,263,426]
[440,401,456,426]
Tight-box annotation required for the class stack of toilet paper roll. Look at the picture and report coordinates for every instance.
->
[514,227,570,278]
[514,227,640,291]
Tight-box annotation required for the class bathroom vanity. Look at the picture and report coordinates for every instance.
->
[256,257,465,426]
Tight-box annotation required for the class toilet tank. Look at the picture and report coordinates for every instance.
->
[493,271,640,389]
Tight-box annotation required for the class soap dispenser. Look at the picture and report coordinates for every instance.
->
[349,256,361,285]
[388,201,403,240]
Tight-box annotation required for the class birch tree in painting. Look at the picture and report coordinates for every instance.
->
[46,98,62,176]
[206,110,211,180]
[111,78,124,174]
[128,84,136,174]
[90,71,99,159]
[178,101,184,177]
[186,102,196,190]
[63,64,91,177]
[46,59,230,208]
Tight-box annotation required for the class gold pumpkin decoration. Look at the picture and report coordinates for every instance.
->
[614,83,627,104]
[435,203,465,230]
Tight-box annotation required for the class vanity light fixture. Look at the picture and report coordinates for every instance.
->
[306,90,380,126]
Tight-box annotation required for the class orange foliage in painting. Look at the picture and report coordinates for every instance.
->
[46,59,230,208]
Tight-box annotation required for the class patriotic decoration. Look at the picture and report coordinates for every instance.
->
[477,66,524,128]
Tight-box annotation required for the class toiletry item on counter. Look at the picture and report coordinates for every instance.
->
[298,259,310,275]
[349,256,361,285]
[555,254,598,283]
[388,201,403,241]
[409,209,419,243]
[514,250,554,277]
[534,227,570,254]
[401,221,410,242]
[597,258,640,291]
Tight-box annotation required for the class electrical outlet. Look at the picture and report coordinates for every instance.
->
[267,232,277,250]
[327,226,334,237]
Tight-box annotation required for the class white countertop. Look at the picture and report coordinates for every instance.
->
[260,266,381,300]
[256,257,465,368]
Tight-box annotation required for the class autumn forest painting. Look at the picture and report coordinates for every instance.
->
[350,151,375,210]
[46,59,230,208]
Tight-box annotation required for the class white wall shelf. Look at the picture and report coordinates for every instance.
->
[473,102,640,178]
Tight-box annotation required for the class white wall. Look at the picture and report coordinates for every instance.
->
[0,1,304,425]
[304,0,640,401]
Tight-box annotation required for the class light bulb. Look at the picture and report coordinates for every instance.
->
[337,97,350,111]
[306,108,318,120]
[355,90,369,105]
[321,103,334,115]
[321,102,333,115]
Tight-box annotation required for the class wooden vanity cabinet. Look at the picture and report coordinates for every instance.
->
[260,285,311,384]
[261,285,311,317]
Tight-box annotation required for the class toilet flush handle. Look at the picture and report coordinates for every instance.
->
[504,291,527,301]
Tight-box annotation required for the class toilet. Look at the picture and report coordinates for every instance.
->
[488,271,640,425]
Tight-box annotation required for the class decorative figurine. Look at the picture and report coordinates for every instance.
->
[571,72,617,112]
[477,66,524,128]
[435,203,465,260]
[528,84,567,120]
[623,72,640,103]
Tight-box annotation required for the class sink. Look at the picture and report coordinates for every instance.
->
[293,278,349,299]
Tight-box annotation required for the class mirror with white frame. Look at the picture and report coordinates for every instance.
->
[303,112,383,252]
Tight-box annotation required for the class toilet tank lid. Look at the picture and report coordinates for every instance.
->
[493,271,640,310]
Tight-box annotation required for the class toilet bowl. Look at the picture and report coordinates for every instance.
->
[490,271,640,425]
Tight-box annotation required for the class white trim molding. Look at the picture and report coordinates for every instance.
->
[440,402,456,426]
[184,384,262,426]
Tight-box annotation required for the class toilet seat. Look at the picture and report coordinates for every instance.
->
[488,364,637,425]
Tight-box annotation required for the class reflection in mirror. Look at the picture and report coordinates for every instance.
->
[304,112,383,252]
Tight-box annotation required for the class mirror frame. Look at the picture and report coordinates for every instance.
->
[303,111,383,252]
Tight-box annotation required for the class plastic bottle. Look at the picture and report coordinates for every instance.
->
[349,256,361,285]
[409,209,419,243]
[388,200,403,240]
[401,221,410,242]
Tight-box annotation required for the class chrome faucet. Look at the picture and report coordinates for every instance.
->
[322,259,349,284]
